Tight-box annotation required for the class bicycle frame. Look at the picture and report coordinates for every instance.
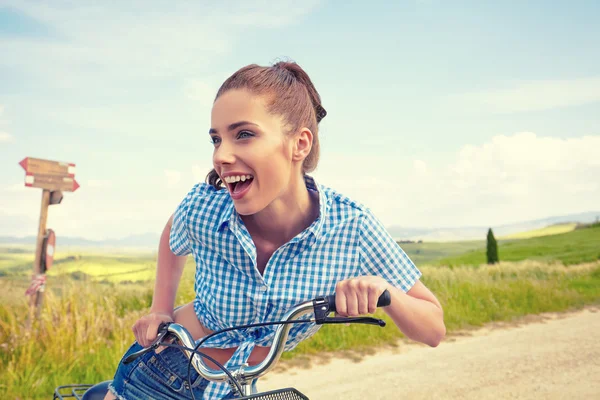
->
[156,298,315,396]
[54,290,391,399]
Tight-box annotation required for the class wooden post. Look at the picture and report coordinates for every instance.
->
[29,189,51,319]
[19,157,79,325]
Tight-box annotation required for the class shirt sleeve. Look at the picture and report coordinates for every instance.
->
[169,193,192,256]
[169,183,211,256]
[359,209,422,292]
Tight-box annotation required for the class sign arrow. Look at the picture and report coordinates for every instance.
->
[19,157,76,177]
[24,174,80,192]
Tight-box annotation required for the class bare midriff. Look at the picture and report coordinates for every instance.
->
[167,302,271,370]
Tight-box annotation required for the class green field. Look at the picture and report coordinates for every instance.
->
[1,224,599,398]
[434,223,600,267]
[0,246,158,281]
[398,240,483,265]
[498,223,577,240]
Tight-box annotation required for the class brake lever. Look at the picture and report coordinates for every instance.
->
[313,300,385,326]
[321,316,386,327]
[123,322,172,364]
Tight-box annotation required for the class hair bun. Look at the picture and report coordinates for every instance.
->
[273,61,326,123]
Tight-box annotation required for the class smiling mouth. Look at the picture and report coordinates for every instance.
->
[223,174,254,196]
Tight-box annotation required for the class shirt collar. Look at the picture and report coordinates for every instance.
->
[304,174,328,240]
[215,174,329,238]
[216,194,235,231]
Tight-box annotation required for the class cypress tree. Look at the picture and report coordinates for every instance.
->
[486,228,499,264]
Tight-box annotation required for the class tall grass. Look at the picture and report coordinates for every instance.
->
[286,260,600,358]
[0,283,149,397]
[2,260,599,399]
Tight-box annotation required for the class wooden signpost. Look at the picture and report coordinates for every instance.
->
[19,157,79,321]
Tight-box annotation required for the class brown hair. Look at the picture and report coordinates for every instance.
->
[206,60,326,189]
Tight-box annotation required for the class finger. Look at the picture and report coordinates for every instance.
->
[336,288,348,317]
[141,326,150,348]
[367,286,380,314]
[357,285,370,315]
[146,319,160,344]
[134,324,144,347]
[346,289,359,317]
[132,322,141,345]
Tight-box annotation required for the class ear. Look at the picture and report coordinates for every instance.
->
[291,128,313,162]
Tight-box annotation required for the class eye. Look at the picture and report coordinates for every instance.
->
[237,130,255,139]
[209,136,221,145]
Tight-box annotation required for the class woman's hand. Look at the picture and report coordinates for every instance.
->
[132,312,174,348]
[334,276,391,317]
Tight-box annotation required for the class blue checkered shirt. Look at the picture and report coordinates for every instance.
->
[169,175,421,399]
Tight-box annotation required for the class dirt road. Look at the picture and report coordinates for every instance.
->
[259,307,600,399]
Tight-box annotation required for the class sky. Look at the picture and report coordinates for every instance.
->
[1,0,599,240]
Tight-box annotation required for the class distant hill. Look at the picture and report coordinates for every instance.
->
[431,222,600,266]
[1,211,598,247]
[387,211,600,242]
[498,223,577,240]
[0,232,160,249]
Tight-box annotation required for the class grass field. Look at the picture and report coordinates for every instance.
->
[1,224,599,398]
[498,223,577,239]
[435,223,600,267]
[395,240,483,265]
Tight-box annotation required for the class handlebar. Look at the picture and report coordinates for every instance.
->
[325,289,391,313]
[124,289,392,384]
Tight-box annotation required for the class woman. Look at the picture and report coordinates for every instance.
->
[106,60,446,400]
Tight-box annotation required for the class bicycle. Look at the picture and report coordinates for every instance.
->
[53,290,392,400]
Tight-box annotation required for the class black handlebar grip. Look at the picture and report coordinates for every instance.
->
[377,289,392,307]
[326,289,391,313]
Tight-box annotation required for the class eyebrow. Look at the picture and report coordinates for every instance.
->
[209,121,259,134]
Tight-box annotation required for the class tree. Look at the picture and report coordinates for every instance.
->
[486,228,499,264]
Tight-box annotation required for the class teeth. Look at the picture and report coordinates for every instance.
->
[224,174,253,184]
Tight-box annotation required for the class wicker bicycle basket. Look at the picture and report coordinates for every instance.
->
[240,387,309,399]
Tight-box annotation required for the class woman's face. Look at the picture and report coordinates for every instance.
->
[210,89,298,215]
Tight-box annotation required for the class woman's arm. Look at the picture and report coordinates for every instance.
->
[150,215,188,314]
[343,210,445,347]
[383,280,445,347]
[132,215,189,347]
[334,276,446,347]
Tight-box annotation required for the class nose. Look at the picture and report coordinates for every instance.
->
[213,140,236,166]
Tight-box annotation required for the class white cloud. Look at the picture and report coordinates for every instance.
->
[228,0,322,28]
[0,106,10,142]
[0,210,38,237]
[413,159,428,175]
[192,163,213,182]
[0,132,13,143]
[0,0,321,83]
[184,79,220,107]
[1,2,225,78]
[86,179,112,188]
[314,133,600,228]
[164,169,182,188]
[447,77,600,114]
[0,184,45,236]
[4,183,27,193]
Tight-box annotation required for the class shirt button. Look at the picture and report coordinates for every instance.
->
[260,285,268,292]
